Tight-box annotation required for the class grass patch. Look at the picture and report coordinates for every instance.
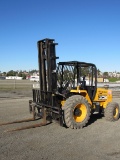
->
[108,77,120,82]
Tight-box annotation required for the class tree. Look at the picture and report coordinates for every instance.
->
[18,72,26,79]
[103,72,108,78]
[3,72,7,76]
[7,70,17,76]
[18,72,23,77]
[29,69,38,74]
[97,69,101,76]
[22,74,26,79]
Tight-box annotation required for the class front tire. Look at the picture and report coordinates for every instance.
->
[104,102,119,121]
[64,95,91,129]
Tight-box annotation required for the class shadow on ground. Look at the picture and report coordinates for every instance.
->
[86,113,104,127]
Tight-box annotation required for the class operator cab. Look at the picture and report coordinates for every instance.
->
[57,61,97,100]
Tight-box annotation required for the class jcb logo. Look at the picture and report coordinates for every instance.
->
[98,95,107,100]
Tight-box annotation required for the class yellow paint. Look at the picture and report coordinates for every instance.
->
[93,88,112,108]
[114,107,119,118]
[61,100,65,106]
[74,103,87,122]
[61,86,112,110]
[61,87,92,107]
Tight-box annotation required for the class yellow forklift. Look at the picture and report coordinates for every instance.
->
[29,38,119,129]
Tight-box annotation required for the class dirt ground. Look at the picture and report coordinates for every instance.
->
[0,90,120,160]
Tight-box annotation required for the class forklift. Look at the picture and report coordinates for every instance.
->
[29,38,119,129]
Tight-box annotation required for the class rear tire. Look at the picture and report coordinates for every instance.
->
[64,95,91,129]
[104,102,119,121]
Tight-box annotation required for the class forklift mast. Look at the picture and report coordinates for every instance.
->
[38,38,58,93]
[33,38,59,109]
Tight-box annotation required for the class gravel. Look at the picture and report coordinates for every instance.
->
[0,90,120,160]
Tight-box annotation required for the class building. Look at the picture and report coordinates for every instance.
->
[6,76,23,80]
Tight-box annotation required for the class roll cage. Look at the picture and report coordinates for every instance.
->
[57,61,97,100]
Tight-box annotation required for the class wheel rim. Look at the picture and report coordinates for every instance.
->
[113,107,119,118]
[73,103,87,122]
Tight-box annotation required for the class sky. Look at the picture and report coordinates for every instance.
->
[0,0,120,73]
